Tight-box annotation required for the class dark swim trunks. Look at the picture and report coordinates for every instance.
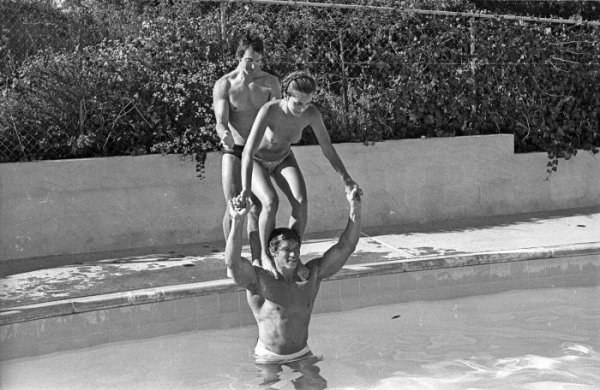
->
[222,144,244,159]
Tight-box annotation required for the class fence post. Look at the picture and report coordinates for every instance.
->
[220,0,228,53]
[338,29,351,134]
[469,17,477,116]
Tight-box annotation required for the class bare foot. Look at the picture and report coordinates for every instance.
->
[260,255,280,279]
[297,262,310,281]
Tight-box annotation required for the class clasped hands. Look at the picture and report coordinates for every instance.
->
[221,130,235,148]
[344,180,363,203]
[228,194,248,221]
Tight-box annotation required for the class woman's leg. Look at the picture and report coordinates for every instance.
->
[250,160,280,276]
[273,153,310,280]
[247,195,262,263]
[221,154,241,278]
[273,152,308,240]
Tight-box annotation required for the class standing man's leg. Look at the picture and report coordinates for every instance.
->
[221,153,261,271]
[221,153,241,240]
[247,193,262,262]
[221,153,240,278]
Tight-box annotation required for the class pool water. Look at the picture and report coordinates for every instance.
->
[1,286,599,389]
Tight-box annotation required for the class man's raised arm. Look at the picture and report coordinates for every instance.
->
[315,187,362,280]
[224,197,258,288]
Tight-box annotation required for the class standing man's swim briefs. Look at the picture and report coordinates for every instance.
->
[222,144,244,159]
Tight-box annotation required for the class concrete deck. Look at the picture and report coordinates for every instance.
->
[1,207,600,325]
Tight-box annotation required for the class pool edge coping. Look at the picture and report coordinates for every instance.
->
[2,241,600,326]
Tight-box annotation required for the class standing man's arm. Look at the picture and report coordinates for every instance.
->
[269,75,282,100]
[312,187,362,280]
[241,104,270,198]
[225,197,259,288]
[213,78,235,149]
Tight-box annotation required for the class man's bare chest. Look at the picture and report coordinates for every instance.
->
[252,278,319,314]
[228,83,271,112]
[261,290,315,319]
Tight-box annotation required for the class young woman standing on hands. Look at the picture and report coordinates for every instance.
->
[241,71,361,278]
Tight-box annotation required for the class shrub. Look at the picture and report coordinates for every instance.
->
[1,0,598,173]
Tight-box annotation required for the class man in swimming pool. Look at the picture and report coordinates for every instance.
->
[213,31,281,270]
[224,187,362,364]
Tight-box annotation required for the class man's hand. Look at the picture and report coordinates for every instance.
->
[221,130,235,149]
[239,188,253,207]
[344,177,362,199]
[228,195,248,222]
[346,185,362,209]
[345,182,363,203]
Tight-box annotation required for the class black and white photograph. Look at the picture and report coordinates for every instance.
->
[1,0,599,388]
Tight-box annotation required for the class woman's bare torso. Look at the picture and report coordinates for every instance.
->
[255,100,313,161]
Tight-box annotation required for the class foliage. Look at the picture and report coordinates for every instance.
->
[1,0,598,174]
[471,0,599,20]
[1,2,222,171]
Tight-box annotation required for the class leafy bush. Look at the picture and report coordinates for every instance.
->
[1,0,598,173]
[1,6,222,170]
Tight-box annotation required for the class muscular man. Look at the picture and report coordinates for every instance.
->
[213,31,281,270]
[224,187,362,364]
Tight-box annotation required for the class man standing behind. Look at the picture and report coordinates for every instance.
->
[213,31,281,272]
[224,187,362,364]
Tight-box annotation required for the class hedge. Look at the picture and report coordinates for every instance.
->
[1,0,598,174]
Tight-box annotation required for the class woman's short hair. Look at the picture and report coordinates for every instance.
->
[236,31,264,58]
[282,71,317,97]
[269,228,301,254]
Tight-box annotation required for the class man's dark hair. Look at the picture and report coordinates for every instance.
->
[269,228,301,254]
[236,31,264,58]
[282,71,317,97]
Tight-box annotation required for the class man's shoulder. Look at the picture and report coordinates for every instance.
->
[305,258,323,277]
[214,78,231,96]
[214,71,237,89]
[254,71,281,86]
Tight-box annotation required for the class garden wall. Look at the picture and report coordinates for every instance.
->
[1,134,599,262]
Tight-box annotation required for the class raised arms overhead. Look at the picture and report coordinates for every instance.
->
[311,186,362,280]
[224,196,259,289]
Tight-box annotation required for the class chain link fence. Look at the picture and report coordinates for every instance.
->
[1,0,599,163]
[1,0,105,161]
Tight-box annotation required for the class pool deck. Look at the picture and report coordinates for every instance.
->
[1,207,600,326]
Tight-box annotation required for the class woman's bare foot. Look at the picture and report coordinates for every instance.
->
[260,254,280,279]
[296,262,310,281]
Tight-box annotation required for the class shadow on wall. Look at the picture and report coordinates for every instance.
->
[361,206,600,237]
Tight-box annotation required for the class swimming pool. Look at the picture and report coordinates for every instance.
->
[1,285,598,389]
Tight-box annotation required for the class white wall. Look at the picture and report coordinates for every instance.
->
[1,134,599,261]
